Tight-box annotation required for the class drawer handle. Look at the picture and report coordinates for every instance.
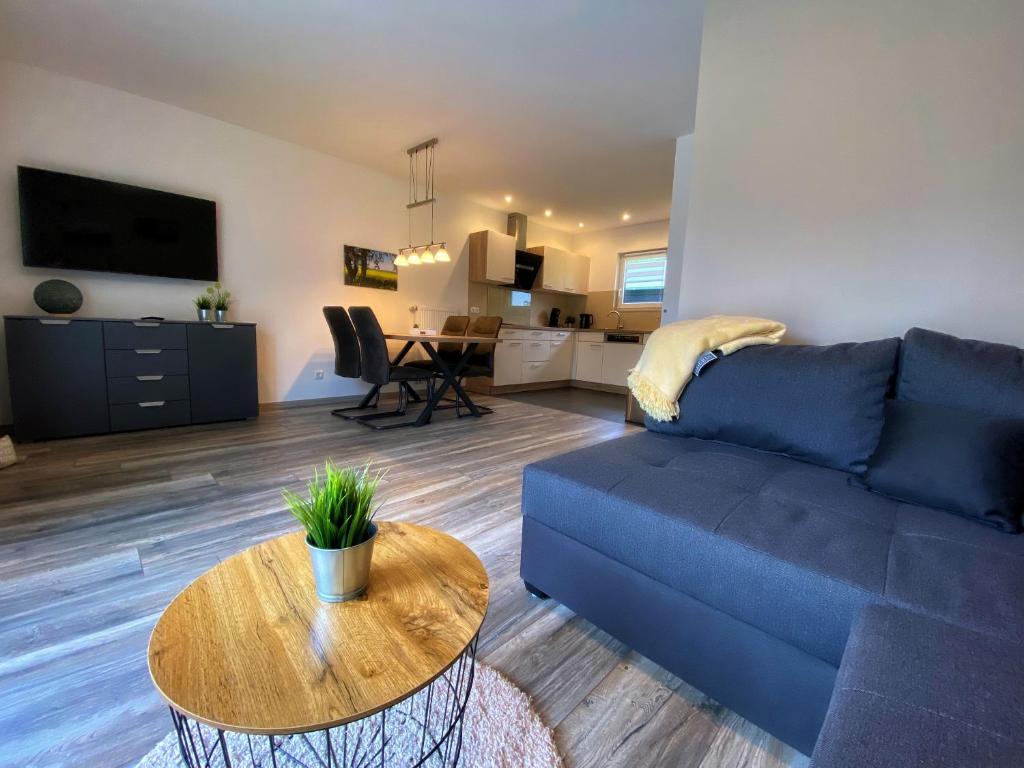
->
[591,344,602,349]
[212,323,235,329]
[138,401,166,408]
[133,321,160,327]
[136,375,165,381]
[38,318,71,325]
[134,349,163,355]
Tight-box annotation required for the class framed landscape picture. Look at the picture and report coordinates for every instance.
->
[343,245,398,291]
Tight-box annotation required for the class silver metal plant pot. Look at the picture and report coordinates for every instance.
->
[196,308,211,322]
[306,522,378,602]
[214,309,228,322]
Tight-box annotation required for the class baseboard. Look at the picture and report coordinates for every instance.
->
[568,380,628,395]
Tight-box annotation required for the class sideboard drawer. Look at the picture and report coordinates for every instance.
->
[103,321,187,350]
[107,375,190,405]
[105,349,189,377]
[109,400,191,432]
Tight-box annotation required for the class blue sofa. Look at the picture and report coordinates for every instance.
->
[519,328,1024,763]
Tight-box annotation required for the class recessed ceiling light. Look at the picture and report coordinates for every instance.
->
[544,209,553,217]
[578,222,585,228]
[504,194,513,204]
[621,212,631,221]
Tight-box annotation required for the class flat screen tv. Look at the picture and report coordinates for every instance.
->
[18,166,218,281]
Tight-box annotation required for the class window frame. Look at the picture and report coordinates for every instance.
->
[615,248,668,310]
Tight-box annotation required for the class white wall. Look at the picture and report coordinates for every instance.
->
[573,219,671,292]
[662,134,694,322]
[0,61,510,424]
[678,0,1024,345]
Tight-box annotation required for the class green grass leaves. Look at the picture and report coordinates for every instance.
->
[283,461,383,549]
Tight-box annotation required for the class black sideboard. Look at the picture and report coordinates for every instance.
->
[3,315,258,441]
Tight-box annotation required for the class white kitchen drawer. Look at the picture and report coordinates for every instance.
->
[578,331,604,343]
[525,329,548,340]
[499,329,527,340]
[549,330,572,341]
[522,360,550,383]
[523,339,550,362]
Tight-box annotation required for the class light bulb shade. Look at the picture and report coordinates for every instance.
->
[394,253,409,267]
[420,247,435,264]
[407,251,421,265]
[435,246,450,262]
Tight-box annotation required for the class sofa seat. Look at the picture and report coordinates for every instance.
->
[522,431,1024,665]
[809,605,1024,767]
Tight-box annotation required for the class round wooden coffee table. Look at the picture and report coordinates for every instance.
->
[148,522,489,767]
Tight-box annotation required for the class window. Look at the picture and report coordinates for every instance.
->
[510,289,532,307]
[617,249,667,307]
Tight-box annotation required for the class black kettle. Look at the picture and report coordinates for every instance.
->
[579,313,594,329]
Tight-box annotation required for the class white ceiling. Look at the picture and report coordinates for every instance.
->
[0,1,704,233]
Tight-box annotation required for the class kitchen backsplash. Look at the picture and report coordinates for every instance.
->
[469,282,587,327]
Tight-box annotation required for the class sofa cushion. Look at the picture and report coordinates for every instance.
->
[859,399,1024,532]
[809,605,1024,768]
[522,431,1024,666]
[646,339,900,473]
[898,327,1024,418]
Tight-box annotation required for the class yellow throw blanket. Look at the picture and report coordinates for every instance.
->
[628,315,787,422]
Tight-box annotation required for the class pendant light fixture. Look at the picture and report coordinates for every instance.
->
[397,138,448,266]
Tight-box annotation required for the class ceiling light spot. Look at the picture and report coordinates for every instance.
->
[504,194,513,204]
[577,222,585,228]
[621,212,631,221]
[544,209,552,217]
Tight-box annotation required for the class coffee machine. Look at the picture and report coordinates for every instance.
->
[547,308,561,327]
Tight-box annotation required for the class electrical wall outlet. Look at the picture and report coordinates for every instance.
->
[314,369,324,380]
[470,306,480,314]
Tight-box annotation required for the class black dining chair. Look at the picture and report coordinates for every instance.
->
[453,316,502,417]
[323,306,374,419]
[348,306,435,429]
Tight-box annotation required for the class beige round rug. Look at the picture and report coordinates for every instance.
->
[139,664,562,768]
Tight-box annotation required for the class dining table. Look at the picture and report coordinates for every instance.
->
[355,332,501,427]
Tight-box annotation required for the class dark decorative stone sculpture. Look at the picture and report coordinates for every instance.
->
[33,279,83,315]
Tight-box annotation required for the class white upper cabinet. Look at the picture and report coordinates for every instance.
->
[528,246,590,295]
[468,230,516,285]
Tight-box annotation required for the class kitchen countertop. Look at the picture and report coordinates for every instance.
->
[501,323,657,333]
[501,323,578,331]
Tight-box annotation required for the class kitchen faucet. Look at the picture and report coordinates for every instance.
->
[606,310,624,330]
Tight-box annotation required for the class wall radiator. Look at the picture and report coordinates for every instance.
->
[414,306,458,332]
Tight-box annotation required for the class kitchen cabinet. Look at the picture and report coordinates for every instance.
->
[547,338,573,380]
[493,328,574,386]
[600,342,643,387]
[528,246,590,295]
[575,337,605,383]
[493,336,524,385]
[468,230,516,285]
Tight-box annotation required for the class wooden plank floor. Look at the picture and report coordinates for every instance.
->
[0,396,809,768]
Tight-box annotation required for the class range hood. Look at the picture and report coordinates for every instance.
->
[506,212,543,289]
[513,250,543,290]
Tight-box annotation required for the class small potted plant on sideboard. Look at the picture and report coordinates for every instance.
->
[193,293,213,321]
[211,282,233,322]
[283,461,383,602]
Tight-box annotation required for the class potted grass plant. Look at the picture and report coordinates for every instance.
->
[207,282,233,322]
[283,461,383,602]
[193,293,213,321]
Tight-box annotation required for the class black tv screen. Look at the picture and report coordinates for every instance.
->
[18,166,218,281]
